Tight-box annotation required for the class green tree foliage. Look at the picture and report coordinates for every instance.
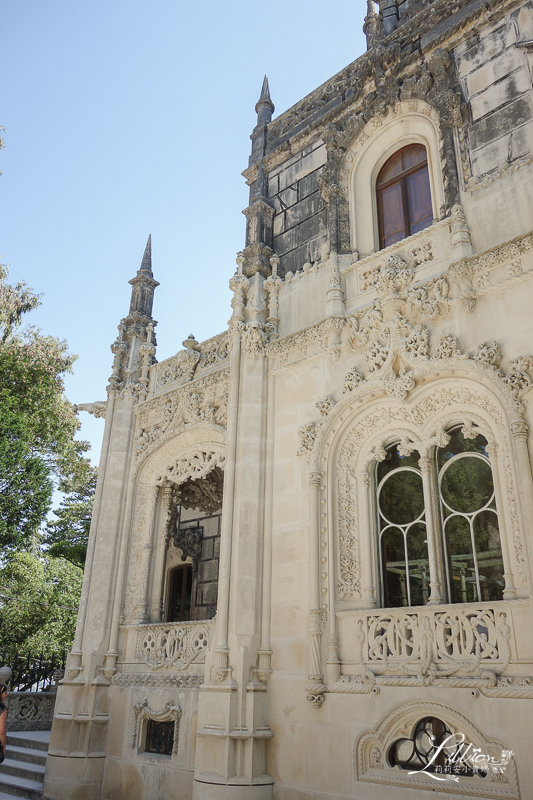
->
[0,551,83,656]
[0,264,93,550]
[44,462,97,568]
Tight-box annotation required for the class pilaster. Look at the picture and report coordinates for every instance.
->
[44,239,159,800]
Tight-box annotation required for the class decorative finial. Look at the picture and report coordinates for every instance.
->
[363,0,379,49]
[255,75,274,125]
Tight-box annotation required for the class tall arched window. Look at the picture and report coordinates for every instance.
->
[438,427,504,603]
[377,144,433,249]
[377,447,429,608]
[377,426,505,608]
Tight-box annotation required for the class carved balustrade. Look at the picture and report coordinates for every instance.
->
[336,603,516,687]
[126,621,214,673]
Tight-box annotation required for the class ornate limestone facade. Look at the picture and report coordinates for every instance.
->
[45,1,533,798]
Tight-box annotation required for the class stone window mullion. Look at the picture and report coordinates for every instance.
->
[419,455,444,605]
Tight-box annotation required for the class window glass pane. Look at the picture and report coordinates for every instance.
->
[441,456,494,514]
[445,515,477,603]
[438,428,488,467]
[402,145,427,171]
[410,217,433,236]
[407,168,432,230]
[377,445,420,480]
[407,523,430,605]
[384,230,407,248]
[377,152,404,185]
[145,719,174,755]
[379,470,424,526]
[473,510,504,601]
[380,183,406,240]
[382,528,408,607]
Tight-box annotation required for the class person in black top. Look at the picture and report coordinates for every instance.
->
[0,683,7,763]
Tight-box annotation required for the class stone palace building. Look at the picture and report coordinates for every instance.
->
[44,0,533,798]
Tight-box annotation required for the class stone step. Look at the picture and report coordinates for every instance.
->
[5,735,48,754]
[0,760,45,782]
[0,771,43,800]
[1,748,46,769]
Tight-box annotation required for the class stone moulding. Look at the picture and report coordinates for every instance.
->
[355,700,520,798]
[131,698,182,755]
[269,231,533,375]
[341,218,451,279]
[131,621,213,671]
[112,672,204,688]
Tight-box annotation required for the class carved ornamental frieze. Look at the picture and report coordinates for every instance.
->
[134,621,213,671]
[133,369,229,465]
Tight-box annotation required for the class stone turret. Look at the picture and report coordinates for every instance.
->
[126,234,159,329]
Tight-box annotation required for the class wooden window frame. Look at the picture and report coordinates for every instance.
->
[377,145,432,250]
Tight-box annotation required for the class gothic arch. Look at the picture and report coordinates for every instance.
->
[307,362,531,614]
[122,426,226,623]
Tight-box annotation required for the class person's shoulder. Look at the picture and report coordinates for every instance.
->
[0,703,6,713]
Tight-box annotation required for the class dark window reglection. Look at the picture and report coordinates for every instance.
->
[145,718,174,756]
[167,564,193,622]
[389,717,486,778]
[377,145,433,249]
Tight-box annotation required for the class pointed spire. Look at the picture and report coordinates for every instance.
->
[139,234,152,275]
[259,75,271,103]
[255,74,274,125]
[128,235,159,319]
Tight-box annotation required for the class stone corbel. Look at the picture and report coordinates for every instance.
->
[73,401,107,419]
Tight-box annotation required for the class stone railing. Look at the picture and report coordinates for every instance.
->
[133,621,213,672]
[335,603,513,689]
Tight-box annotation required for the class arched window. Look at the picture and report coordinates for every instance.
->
[438,427,504,603]
[377,144,433,249]
[377,426,504,608]
[377,448,429,608]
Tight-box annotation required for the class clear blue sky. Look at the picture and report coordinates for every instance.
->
[2,1,367,465]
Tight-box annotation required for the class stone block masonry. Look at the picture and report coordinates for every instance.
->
[269,143,328,275]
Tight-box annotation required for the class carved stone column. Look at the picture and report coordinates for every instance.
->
[134,485,160,623]
[358,471,377,608]
[486,442,517,600]
[419,456,444,604]
[150,485,174,620]
[306,472,326,706]
[510,420,533,587]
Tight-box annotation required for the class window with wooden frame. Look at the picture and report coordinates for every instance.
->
[377,144,433,249]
